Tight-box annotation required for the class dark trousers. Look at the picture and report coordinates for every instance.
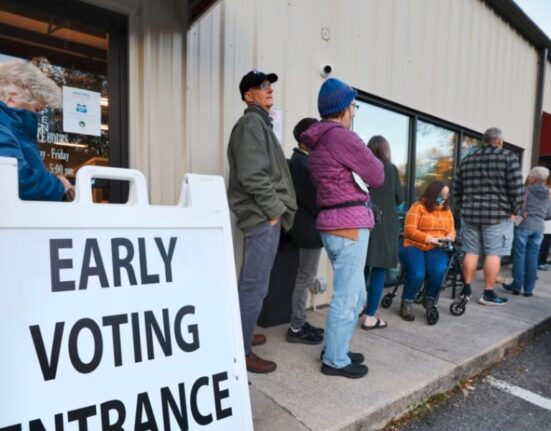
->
[238,221,281,355]
[538,234,551,265]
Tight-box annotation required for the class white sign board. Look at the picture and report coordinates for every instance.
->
[63,86,102,136]
[269,108,284,144]
[0,158,253,431]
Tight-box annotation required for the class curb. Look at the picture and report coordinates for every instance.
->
[340,315,551,431]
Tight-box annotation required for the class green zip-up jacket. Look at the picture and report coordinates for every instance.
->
[227,104,297,233]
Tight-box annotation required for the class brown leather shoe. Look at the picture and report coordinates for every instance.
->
[246,352,276,373]
[252,333,267,346]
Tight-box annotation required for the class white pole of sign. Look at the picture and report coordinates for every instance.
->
[0,157,253,431]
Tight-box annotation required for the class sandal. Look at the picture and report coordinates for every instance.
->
[361,317,387,331]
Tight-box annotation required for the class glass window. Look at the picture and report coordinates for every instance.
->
[353,101,410,195]
[0,1,126,202]
[414,120,457,199]
[353,101,410,284]
[461,135,482,160]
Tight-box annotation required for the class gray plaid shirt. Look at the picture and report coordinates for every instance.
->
[454,144,523,225]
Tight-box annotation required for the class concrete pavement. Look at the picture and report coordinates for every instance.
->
[249,267,551,431]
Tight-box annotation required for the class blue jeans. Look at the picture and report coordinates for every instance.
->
[510,228,544,294]
[363,266,386,316]
[238,221,281,355]
[399,246,448,302]
[321,229,369,369]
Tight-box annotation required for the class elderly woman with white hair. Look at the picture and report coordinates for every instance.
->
[0,60,73,201]
[504,166,551,297]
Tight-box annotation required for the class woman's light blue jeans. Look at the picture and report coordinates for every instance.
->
[321,229,369,369]
[510,227,544,294]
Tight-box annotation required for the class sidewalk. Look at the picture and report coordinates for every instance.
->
[249,267,551,431]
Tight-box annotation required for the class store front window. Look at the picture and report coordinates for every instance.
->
[460,134,482,160]
[0,0,127,202]
[353,100,410,284]
[353,101,409,194]
[414,120,457,199]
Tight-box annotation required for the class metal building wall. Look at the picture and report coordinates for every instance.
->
[85,0,188,205]
[187,0,540,174]
[186,0,543,304]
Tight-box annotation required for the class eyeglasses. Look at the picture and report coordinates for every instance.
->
[257,81,272,90]
[350,103,360,112]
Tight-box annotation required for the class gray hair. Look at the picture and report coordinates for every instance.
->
[528,166,550,182]
[483,127,503,145]
[0,60,61,108]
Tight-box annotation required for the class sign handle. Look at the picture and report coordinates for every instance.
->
[0,157,19,203]
[75,166,149,206]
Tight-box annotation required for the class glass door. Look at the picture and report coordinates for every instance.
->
[0,0,127,202]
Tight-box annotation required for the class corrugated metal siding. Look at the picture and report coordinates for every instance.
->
[86,0,188,205]
[188,0,539,163]
[187,0,542,303]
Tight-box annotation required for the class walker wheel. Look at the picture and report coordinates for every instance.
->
[426,307,439,325]
[449,301,466,316]
[381,294,393,309]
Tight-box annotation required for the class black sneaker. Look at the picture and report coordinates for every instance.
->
[479,291,508,305]
[319,350,365,364]
[303,321,324,335]
[503,283,520,295]
[286,326,323,345]
[321,362,368,378]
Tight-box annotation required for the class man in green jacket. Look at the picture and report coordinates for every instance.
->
[227,70,297,373]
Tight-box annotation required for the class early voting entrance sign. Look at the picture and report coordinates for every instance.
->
[0,158,253,430]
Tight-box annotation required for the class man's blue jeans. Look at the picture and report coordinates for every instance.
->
[321,229,369,369]
[399,245,448,302]
[510,227,544,294]
[238,221,281,355]
[363,266,386,316]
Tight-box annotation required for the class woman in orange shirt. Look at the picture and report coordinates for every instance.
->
[399,180,455,321]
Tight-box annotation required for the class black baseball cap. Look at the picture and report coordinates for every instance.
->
[239,70,278,100]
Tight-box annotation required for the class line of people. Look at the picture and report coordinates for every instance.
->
[227,70,551,379]
[2,61,550,380]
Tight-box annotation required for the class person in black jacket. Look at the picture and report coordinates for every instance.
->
[286,118,325,344]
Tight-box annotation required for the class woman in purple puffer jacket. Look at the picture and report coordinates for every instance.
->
[301,78,384,379]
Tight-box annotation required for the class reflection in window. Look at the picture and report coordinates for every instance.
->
[353,101,410,284]
[353,101,409,193]
[461,135,482,159]
[414,120,457,199]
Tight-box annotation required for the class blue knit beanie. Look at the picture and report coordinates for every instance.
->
[317,78,357,117]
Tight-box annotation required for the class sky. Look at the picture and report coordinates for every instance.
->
[514,0,551,39]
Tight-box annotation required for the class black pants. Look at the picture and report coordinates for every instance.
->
[538,234,551,265]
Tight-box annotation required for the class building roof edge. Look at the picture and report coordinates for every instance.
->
[484,0,551,61]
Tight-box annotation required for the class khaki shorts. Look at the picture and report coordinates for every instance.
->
[461,219,514,257]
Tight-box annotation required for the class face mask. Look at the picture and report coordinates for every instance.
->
[436,196,445,206]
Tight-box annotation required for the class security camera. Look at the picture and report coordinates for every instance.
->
[320,64,333,78]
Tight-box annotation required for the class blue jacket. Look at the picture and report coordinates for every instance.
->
[0,101,64,201]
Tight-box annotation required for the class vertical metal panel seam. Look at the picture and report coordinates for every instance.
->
[219,2,226,174]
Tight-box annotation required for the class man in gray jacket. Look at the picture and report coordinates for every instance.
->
[227,70,297,373]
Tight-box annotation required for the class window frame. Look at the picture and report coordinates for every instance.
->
[354,89,523,208]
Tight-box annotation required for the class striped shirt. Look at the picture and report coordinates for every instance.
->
[403,202,456,251]
[454,144,523,225]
